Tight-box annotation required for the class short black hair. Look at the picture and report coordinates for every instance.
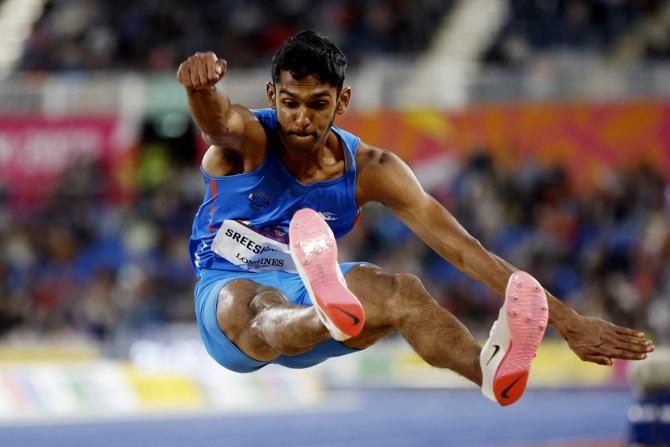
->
[271,30,347,93]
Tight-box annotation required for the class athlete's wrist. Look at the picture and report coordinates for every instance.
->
[188,85,217,94]
[546,293,579,332]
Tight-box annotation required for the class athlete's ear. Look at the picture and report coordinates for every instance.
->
[336,86,351,115]
[266,82,276,109]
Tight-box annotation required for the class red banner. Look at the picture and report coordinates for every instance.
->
[0,116,128,203]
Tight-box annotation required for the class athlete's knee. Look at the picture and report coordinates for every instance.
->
[346,264,395,299]
[393,273,429,303]
[249,287,289,314]
[382,272,435,329]
[248,287,321,356]
[345,266,430,328]
[216,280,258,335]
[216,281,282,361]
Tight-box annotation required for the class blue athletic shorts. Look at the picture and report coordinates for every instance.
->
[194,262,366,373]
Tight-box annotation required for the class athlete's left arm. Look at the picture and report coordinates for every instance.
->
[356,144,654,365]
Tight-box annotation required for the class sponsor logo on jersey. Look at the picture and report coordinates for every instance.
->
[319,211,338,221]
[247,191,272,210]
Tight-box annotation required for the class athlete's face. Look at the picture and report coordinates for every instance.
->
[267,71,351,153]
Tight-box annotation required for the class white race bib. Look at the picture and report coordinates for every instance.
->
[212,220,297,272]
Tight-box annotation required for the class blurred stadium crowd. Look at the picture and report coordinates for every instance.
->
[0,129,668,346]
[17,0,668,73]
[1,0,669,349]
[19,0,453,71]
[485,0,664,66]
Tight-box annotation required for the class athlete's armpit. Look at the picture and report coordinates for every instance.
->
[200,110,268,177]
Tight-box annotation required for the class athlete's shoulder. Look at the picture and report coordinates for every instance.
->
[355,142,412,206]
[355,142,399,172]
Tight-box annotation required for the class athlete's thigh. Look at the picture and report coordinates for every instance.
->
[215,278,294,362]
[343,263,402,349]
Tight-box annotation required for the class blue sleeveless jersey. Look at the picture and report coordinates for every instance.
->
[189,108,362,278]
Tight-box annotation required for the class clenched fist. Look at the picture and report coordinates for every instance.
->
[177,51,227,91]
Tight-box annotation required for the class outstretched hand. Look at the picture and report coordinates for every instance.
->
[557,314,655,366]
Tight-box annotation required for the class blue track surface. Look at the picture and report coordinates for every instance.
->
[0,388,630,447]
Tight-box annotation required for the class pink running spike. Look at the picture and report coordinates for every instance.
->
[289,208,365,341]
[492,271,548,405]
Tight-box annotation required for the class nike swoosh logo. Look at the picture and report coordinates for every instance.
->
[501,374,524,399]
[333,305,360,325]
[486,344,501,365]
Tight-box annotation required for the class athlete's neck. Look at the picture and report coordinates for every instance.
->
[278,131,344,184]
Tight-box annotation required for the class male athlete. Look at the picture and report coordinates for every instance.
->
[178,31,654,406]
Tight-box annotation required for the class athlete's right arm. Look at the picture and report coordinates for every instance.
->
[176,51,258,152]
